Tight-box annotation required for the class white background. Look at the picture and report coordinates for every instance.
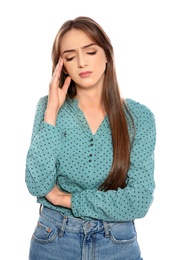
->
[0,0,182,259]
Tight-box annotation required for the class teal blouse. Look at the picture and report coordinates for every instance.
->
[25,97,156,221]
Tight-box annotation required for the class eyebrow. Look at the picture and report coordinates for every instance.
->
[62,43,96,55]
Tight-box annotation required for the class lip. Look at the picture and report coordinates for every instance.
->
[79,71,92,78]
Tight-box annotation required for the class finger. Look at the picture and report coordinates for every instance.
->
[51,57,63,83]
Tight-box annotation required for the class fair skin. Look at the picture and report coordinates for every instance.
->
[45,29,107,208]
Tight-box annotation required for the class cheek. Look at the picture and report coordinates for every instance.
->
[97,54,107,67]
[67,68,76,79]
[63,63,74,76]
[97,58,107,73]
[65,67,78,82]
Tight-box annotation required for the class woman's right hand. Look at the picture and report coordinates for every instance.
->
[44,57,71,125]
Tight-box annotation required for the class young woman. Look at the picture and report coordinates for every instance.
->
[25,16,156,260]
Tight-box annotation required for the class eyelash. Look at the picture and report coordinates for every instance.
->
[65,51,97,62]
[66,57,75,62]
[87,51,97,55]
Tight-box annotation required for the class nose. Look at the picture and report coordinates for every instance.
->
[77,53,87,68]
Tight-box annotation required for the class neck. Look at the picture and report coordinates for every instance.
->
[76,89,103,110]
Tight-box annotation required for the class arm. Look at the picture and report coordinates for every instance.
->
[25,58,71,197]
[70,111,156,221]
[25,105,62,196]
[45,108,156,220]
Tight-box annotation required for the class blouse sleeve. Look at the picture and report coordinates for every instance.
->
[71,105,156,221]
[25,96,61,197]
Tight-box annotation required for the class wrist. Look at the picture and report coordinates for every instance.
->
[44,108,58,126]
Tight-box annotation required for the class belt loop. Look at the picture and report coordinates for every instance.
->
[103,221,109,238]
[39,204,43,216]
[59,216,68,237]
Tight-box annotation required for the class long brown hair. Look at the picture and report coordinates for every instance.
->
[52,16,132,191]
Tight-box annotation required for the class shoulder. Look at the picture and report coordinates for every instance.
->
[30,96,48,121]
[37,95,48,107]
[33,95,48,116]
[125,98,156,135]
[125,98,155,122]
[35,96,72,113]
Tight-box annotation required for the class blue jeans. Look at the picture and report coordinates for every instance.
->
[29,206,143,260]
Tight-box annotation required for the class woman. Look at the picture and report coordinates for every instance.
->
[25,16,156,260]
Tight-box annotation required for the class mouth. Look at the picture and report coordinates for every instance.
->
[79,71,92,78]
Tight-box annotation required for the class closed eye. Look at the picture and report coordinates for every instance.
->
[66,56,75,62]
[87,51,97,55]
[65,51,96,61]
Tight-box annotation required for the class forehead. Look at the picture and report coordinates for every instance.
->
[60,29,94,52]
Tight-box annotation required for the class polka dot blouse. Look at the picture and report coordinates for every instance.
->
[25,97,156,221]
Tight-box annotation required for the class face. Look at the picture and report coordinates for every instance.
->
[60,29,107,91]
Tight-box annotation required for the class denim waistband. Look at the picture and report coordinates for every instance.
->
[41,206,110,236]
[40,206,132,237]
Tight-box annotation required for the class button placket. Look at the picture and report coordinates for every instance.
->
[88,137,94,164]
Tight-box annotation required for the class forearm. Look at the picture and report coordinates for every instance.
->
[71,183,155,221]
[25,122,61,196]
